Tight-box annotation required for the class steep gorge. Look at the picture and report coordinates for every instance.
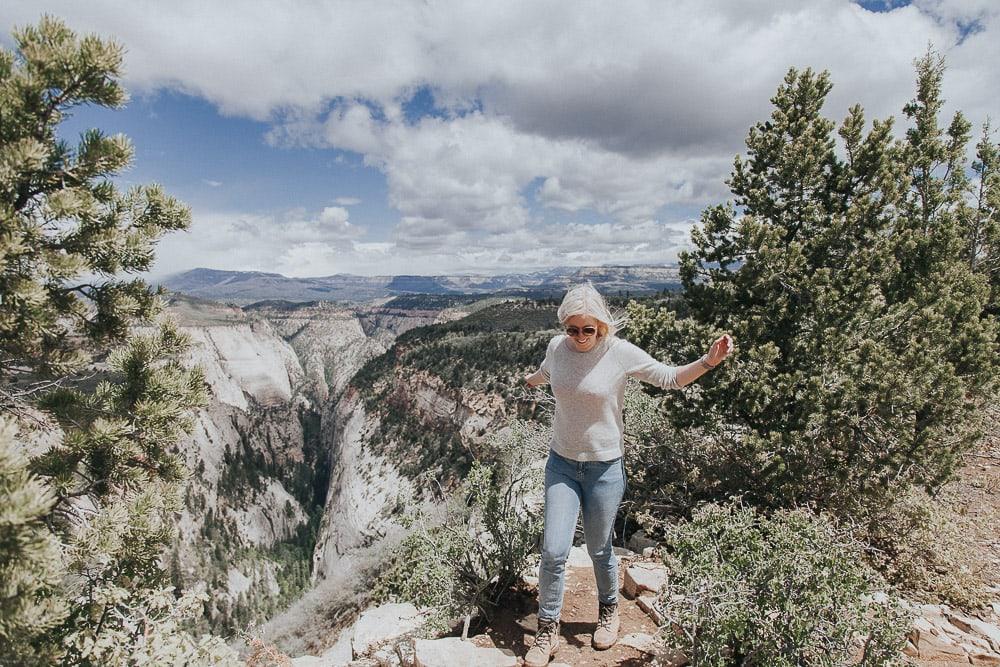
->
[254,299,558,654]
[165,295,459,635]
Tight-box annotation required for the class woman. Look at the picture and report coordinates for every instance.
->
[521,283,732,666]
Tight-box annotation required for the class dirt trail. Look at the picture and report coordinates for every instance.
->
[473,555,660,666]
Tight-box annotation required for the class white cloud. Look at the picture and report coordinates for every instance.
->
[7,2,987,139]
[151,206,691,277]
[302,103,731,254]
[6,1,998,274]
[153,207,365,278]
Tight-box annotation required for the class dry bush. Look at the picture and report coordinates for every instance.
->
[860,486,995,612]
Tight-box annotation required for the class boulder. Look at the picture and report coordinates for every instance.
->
[613,546,638,559]
[623,561,668,599]
[627,529,658,553]
[619,632,659,654]
[566,545,593,568]
[320,630,354,666]
[351,603,426,658]
[412,637,517,667]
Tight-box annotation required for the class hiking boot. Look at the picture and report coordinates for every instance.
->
[592,601,620,650]
[524,618,560,666]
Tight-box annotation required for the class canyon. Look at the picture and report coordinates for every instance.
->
[163,293,535,649]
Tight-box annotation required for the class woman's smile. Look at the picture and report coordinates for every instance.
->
[564,314,602,352]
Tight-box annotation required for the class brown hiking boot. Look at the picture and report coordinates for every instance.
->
[524,618,560,666]
[592,601,620,650]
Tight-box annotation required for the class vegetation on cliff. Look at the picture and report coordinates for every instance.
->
[350,299,557,481]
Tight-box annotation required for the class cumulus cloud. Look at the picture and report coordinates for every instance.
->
[293,102,731,253]
[7,0,998,274]
[7,1,980,135]
[153,207,365,278]
[152,206,692,278]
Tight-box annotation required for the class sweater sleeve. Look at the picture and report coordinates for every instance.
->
[525,335,559,386]
[615,339,680,389]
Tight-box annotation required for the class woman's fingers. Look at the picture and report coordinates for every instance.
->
[708,334,734,364]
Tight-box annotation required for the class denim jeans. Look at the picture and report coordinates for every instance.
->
[537,449,626,622]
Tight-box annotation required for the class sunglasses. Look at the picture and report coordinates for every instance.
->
[565,325,598,337]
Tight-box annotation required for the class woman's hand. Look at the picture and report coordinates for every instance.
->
[705,333,734,367]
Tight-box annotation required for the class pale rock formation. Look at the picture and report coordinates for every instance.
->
[905,603,1000,665]
[184,321,303,409]
[227,568,252,598]
[311,392,418,583]
[623,561,669,599]
[350,603,426,659]
[413,637,517,666]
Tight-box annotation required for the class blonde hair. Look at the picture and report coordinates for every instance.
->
[557,282,628,337]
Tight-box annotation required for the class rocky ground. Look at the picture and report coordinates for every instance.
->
[901,435,1000,666]
[473,546,662,666]
[282,545,663,667]
[266,411,1000,666]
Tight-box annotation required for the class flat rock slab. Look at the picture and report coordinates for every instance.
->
[947,612,1000,652]
[970,652,1000,666]
[352,603,425,658]
[624,562,668,599]
[413,637,517,666]
[619,632,659,654]
[636,593,666,626]
[321,631,354,665]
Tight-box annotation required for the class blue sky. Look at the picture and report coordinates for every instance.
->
[4,0,999,277]
[58,91,396,234]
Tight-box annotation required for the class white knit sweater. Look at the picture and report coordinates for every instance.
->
[526,334,680,462]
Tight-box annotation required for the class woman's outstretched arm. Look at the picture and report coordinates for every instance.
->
[621,334,733,389]
[674,333,733,387]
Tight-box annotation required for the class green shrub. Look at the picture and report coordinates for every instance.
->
[659,501,909,666]
[372,420,546,632]
[621,381,723,526]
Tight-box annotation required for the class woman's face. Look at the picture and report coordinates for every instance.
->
[564,314,603,352]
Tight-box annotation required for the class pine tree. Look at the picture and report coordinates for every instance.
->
[0,15,189,386]
[628,55,998,513]
[964,121,1000,316]
[0,17,239,665]
[0,418,66,665]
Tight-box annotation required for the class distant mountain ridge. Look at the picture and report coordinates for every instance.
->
[159,265,680,304]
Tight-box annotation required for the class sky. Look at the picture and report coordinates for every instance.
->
[3,1,999,278]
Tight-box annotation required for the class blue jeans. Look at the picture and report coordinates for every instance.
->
[537,449,626,622]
